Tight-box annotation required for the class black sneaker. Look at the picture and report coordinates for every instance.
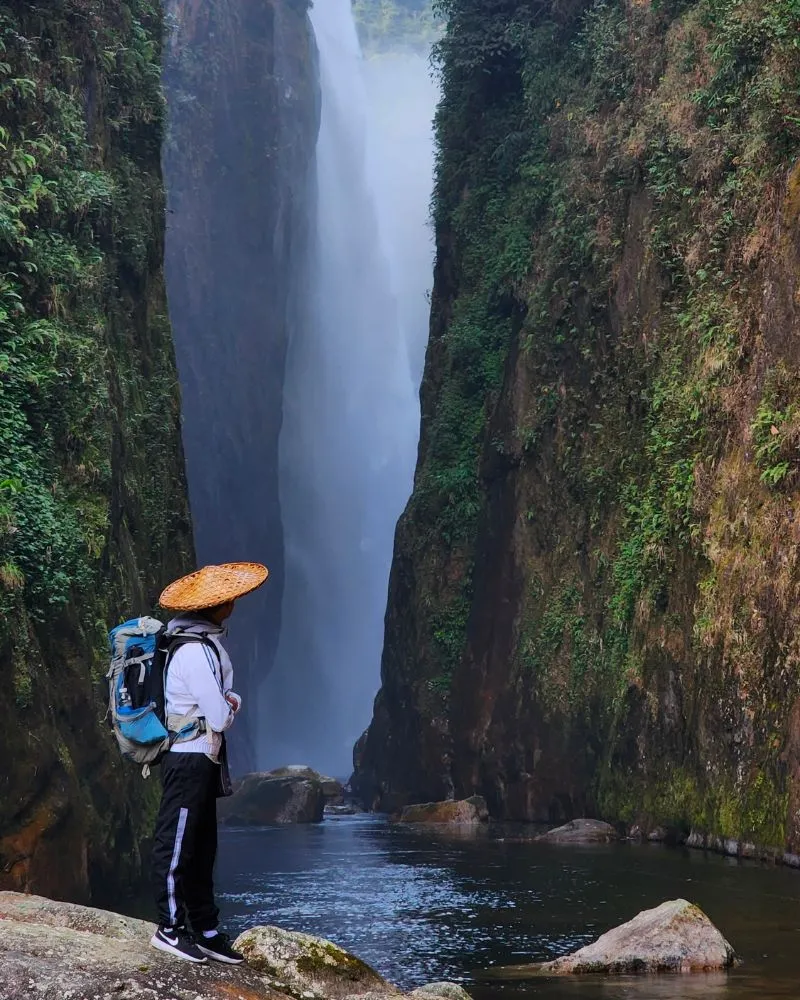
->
[150,925,208,963]
[196,931,244,964]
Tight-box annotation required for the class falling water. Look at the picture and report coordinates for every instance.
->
[259,1,437,775]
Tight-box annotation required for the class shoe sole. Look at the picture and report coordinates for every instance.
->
[150,933,208,963]
[197,944,244,964]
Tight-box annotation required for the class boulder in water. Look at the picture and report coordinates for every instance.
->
[218,772,325,825]
[535,818,619,844]
[539,899,737,974]
[267,765,346,802]
[234,925,400,998]
[397,797,489,825]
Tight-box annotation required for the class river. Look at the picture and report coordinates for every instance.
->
[216,815,800,999]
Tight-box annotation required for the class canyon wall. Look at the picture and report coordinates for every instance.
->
[163,0,319,770]
[0,1,193,901]
[355,0,800,855]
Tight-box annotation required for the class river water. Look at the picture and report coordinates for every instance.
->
[217,815,800,1000]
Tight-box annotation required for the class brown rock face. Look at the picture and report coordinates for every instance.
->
[218,772,325,825]
[538,899,737,975]
[353,0,800,856]
[397,797,489,825]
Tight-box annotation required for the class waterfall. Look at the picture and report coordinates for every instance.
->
[259,1,436,776]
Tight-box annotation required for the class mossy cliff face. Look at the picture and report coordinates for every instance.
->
[0,1,193,900]
[162,0,319,768]
[355,0,800,852]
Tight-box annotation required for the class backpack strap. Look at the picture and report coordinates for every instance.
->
[162,632,222,742]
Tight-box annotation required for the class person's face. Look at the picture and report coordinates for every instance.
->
[206,600,235,625]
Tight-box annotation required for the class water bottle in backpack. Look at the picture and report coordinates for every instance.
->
[107,617,172,768]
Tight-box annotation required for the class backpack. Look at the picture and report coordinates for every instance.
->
[106,617,211,775]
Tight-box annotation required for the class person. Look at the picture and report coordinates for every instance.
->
[149,561,268,964]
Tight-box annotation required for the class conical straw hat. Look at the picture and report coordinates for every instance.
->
[159,562,268,612]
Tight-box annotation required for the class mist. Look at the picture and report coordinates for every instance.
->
[257,7,438,778]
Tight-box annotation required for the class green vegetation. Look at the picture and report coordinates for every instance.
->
[390,0,800,841]
[0,3,185,632]
[353,0,440,52]
[0,0,191,898]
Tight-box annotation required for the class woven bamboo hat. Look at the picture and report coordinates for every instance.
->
[159,562,268,612]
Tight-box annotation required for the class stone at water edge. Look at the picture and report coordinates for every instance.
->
[540,899,737,974]
[535,818,619,844]
[410,983,473,1000]
[218,772,325,825]
[397,797,489,825]
[267,765,346,802]
[234,925,401,999]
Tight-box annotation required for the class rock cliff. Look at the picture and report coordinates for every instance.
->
[0,1,192,901]
[0,0,320,903]
[163,0,319,770]
[355,0,800,858]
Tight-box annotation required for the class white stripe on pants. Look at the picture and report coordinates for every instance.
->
[166,807,189,926]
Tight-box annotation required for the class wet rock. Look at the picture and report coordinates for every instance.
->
[686,829,705,849]
[218,772,325,825]
[397,797,489,825]
[629,824,669,843]
[267,766,345,803]
[410,983,472,1000]
[235,925,399,999]
[0,891,279,999]
[326,804,362,816]
[539,899,737,974]
[535,818,619,844]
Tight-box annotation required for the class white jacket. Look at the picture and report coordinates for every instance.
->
[165,614,241,759]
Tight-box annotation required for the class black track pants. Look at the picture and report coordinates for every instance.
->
[152,752,220,932]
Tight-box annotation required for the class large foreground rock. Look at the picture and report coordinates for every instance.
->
[397,797,489,825]
[535,818,619,844]
[0,891,275,999]
[218,771,326,825]
[540,899,737,974]
[0,891,472,1000]
[235,925,398,998]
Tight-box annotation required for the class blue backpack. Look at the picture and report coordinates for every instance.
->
[106,617,209,775]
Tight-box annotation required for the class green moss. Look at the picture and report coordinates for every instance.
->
[381,0,800,835]
[295,941,376,981]
[0,0,192,898]
[600,760,788,848]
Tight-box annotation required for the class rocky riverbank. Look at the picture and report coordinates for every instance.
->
[0,888,739,999]
[0,891,469,1000]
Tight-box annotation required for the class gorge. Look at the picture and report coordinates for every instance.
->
[5,0,800,923]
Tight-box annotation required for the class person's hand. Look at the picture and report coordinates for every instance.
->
[225,691,242,714]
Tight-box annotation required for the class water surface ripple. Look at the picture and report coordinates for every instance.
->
[217,815,800,999]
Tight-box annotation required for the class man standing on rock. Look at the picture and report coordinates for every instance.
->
[150,562,268,964]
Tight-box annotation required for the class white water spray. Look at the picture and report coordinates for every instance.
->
[258,1,437,775]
